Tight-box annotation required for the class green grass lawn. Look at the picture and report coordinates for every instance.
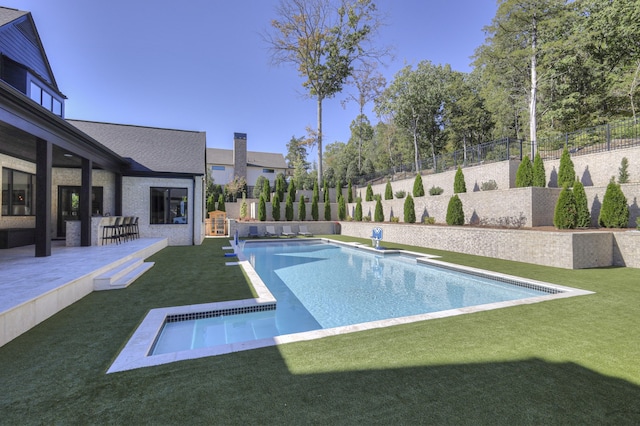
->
[1,236,640,424]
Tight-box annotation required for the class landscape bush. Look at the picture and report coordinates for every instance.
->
[429,186,444,195]
[618,157,630,184]
[413,174,425,197]
[532,151,546,187]
[480,180,498,191]
[454,167,467,193]
[311,196,318,221]
[347,180,353,203]
[374,198,384,222]
[239,192,247,219]
[515,155,533,187]
[404,194,416,223]
[446,195,465,225]
[262,178,271,202]
[324,198,331,221]
[573,180,591,228]
[553,184,577,229]
[558,147,576,187]
[599,178,629,228]
[271,193,280,221]
[354,199,363,221]
[385,180,393,200]
[423,216,436,225]
[298,197,306,221]
[258,195,266,221]
[285,194,293,221]
[390,216,400,223]
[366,184,374,201]
[394,190,406,199]
[338,194,346,220]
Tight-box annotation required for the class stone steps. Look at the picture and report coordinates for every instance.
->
[94,258,154,290]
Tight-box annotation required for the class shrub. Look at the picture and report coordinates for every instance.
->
[323,180,330,203]
[558,147,576,187]
[258,195,266,221]
[429,186,444,196]
[285,194,293,221]
[618,157,630,184]
[413,174,425,197]
[366,184,374,201]
[423,216,436,225]
[599,178,629,228]
[338,194,346,220]
[390,216,400,223]
[312,180,319,203]
[385,180,393,200]
[453,167,467,194]
[271,193,281,221]
[324,198,331,221]
[253,176,266,199]
[347,180,353,203]
[515,155,533,187]
[573,180,590,228]
[446,195,464,225]
[217,194,225,212]
[553,184,577,229]
[395,190,406,199]
[404,194,416,223]
[275,173,286,201]
[298,197,306,221]
[287,180,296,203]
[532,151,546,187]
[480,180,498,191]
[354,199,363,221]
[374,198,384,222]
[311,196,318,221]
[262,178,271,202]
[239,192,247,219]
[206,194,215,212]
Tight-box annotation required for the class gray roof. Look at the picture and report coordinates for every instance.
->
[68,120,206,175]
[0,7,27,26]
[206,148,287,169]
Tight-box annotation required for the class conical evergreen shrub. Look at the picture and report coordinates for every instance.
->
[288,180,296,202]
[366,184,374,201]
[533,152,546,187]
[285,194,293,221]
[347,180,353,203]
[454,167,467,193]
[355,198,363,221]
[298,197,306,221]
[323,180,330,203]
[311,196,318,221]
[324,198,331,221]
[554,184,577,229]
[385,180,393,200]
[338,194,346,220]
[404,194,416,223]
[374,198,384,222]
[558,147,576,187]
[312,180,319,203]
[258,195,266,221]
[271,193,280,221]
[515,155,533,187]
[446,195,464,225]
[413,174,425,197]
[217,194,225,212]
[599,178,629,228]
[573,180,590,228]
[262,179,271,202]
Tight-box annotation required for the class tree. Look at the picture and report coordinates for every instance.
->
[275,173,287,201]
[573,180,590,228]
[311,195,319,221]
[374,198,384,222]
[515,155,533,187]
[338,194,346,220]
[240,192,248,219]
[532,151,546,187]
[453,167,467,194]
[253,176,267,199]
[599,178,629,228]
[347,180,353,203]
[285,135,310,169]
[323,180,330,203]
[288,180,296,202]
[403,194,415,223]
[258,195,267,221]
[324,196,332,221]
[558,147,576,187]
[618,157,630,184]
[206,194,215,213]
[413,174,424,197]
[224,175,247,202]
[384,180,393,200]
[446,195,465,225]
[217,194,225,212]
[553,184,577,229]
[354,198,363,221]
[272,193,281,221]
[262,178,271,202]
[298,196,306,221]
[266,0,388,186]
[365,183,374,201]
[285,193,294,221]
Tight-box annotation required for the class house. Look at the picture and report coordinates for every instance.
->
[0,6,205,255]
[206,132,288,195]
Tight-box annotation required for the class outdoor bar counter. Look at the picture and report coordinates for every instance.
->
[65,216,121,247]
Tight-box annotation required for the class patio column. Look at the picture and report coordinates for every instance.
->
[35,138,52,257]
[115,172,122,216]
[80,158,93,246]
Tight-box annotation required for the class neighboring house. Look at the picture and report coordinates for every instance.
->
[206,132,288,194]
[0,6,205,255]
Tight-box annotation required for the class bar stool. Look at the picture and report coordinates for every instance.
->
[119,217,131,242]
[130,217,139,239]
[101,216,121,245]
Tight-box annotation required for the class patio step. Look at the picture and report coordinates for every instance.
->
[94,258,154,291]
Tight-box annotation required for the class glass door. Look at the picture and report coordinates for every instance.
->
[57,186,103,237]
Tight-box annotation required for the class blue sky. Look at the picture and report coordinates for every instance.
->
[3,0,496,163]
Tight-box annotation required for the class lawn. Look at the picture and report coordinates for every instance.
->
[1,236,639,424]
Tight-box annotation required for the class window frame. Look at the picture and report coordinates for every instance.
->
[2,167,36,216]
[149,187,188,225]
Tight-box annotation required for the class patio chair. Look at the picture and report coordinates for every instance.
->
[248,225,259,238]
[282,225,295,238]
[298,225,313,237]
[265,225,278,237]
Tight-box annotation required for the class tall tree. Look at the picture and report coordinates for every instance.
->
[266,0,389,186]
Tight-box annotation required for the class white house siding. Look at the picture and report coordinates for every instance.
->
[210,166,235,187]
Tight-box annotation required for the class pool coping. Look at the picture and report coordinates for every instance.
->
[106,238,594,374]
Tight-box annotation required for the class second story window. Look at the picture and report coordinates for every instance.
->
[29,80,63,117]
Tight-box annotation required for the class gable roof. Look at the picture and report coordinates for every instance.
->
[68,120,206,176]
[206,148,287,169]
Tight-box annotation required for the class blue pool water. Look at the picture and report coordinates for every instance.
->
[151,241,550,355]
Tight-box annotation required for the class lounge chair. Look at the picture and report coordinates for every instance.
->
[265,225,278,237]
[298,225,313,237]
[282,225,295,238]
[248,225,259,238]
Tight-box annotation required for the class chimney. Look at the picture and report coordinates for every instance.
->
[233,132,247,181]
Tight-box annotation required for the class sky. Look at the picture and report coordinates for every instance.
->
[3,0,497,164]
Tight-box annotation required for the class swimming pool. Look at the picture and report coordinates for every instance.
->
[152,240,554,355]
[108,238,593,373]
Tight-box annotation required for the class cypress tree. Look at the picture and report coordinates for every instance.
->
[515,155,533,187]
[366,184,374,201]
[288,180,296,202]
[338,194,346,220]
[275,173,286,201]
[323,180,330,203]
[618,157,630,184]
[217,194,225,212]
[558,147,576,187]
[324,197,332,221]
[312,180,319,203]
[311,196,318,221]
[207,194,215,212]
[599,178,629,228]
[553,184,577,229]
[374,198,384,222]
[239,192,247,219]
[453,167,467,193]
[347,180,353,203]
[446,195,465,225]
[262,178,271,202]
[258,194,266,221]
[413,174,425,197]
[298,196,306,221]
[285,193,293,221]
[404,194,416,223]
[573,180,590,228]
[532,151,546,187]
[385,180,393,200]
[271,193,280,221]
[355,198,363,221]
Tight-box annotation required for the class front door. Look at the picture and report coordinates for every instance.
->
[57,186,103,237]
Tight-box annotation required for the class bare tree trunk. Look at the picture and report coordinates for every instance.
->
[317,96,323,186]
[529,13,538,158]
[630,60,640,122]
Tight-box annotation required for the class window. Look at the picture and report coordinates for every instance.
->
[211,165,225,171]
[2,168,36,216]
[262,168,275,173]
[29,80,64,117]
[150,187,188,224]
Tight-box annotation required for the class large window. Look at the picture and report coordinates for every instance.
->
[29,80,63,117]
[2,168,36,216]
[150,187,188,224]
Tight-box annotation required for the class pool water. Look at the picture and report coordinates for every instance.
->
[151,241,549,355]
